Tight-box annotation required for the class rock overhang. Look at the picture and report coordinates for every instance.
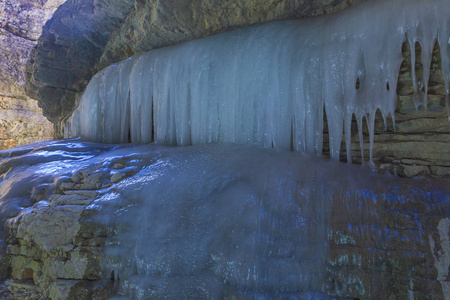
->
[25,0,367,126]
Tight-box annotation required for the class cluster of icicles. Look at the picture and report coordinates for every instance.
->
[65,0,450,163]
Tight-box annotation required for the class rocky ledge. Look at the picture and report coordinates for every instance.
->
[0,140,449,299]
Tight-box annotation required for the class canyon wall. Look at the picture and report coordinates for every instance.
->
[0,96,52,150]
[0,0,61,150]
[0,1,448,299]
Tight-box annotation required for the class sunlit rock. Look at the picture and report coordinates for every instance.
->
[0,0,64,150]
[0,96,53,150]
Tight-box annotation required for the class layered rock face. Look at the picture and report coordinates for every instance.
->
[0,96,53,150]
[323,44,450,177]
[0,0,61,149]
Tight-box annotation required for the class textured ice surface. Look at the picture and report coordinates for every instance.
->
[92,143,449,298]
[65,0,450,163]
[0,141,449,298]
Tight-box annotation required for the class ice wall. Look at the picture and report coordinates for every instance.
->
[65,0,450,162]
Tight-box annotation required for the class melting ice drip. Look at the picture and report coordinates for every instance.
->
[65,0,450,163]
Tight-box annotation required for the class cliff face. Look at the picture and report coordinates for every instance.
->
[0,0,65,97]
[0,96,53,150]
[0,0,62,149]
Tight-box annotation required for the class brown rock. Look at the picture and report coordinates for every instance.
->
[0,0,62,149]
[0,96,53,150]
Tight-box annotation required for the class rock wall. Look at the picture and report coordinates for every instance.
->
[0,96,53,150]
[0,0,62,150]
[0,0,65,97]
[0,141,144,299]
[323,43,450,177]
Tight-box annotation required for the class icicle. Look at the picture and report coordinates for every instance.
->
[129,53,155,144]
[367,112,376,165]
[382,111,388,131]
[64,0,450,162]
[438,16,450,120]
[357,115,365,164]
[344,116,352,164]
[391,113,397,133]
[408,37,423,109]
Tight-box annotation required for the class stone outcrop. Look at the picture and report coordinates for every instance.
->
[25,0,136,125]
[0,141,143,299]
[0,0,62,149]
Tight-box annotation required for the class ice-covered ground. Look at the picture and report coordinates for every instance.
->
[0,140,449,298]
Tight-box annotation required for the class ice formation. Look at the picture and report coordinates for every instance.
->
[2,141,448,298]
[65,0,450,162]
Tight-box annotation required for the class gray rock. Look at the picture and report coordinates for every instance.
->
[110,172,125,184]
[0,0,65,98]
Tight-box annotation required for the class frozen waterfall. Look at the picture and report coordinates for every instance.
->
[65,0,450,162]
[1,141,448,298]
